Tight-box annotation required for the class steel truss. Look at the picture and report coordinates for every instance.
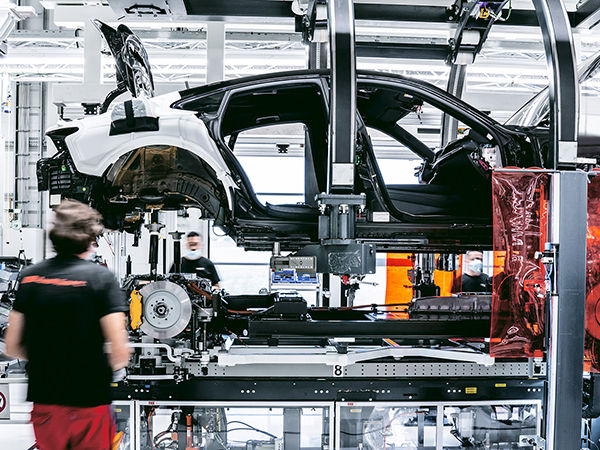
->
[4,29,600,96]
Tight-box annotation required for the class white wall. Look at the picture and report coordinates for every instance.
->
[0,227,47,263]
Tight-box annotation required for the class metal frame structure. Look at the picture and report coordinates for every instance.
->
[215,346,495,368]
[547,171,588,448]
[113,400,135,450]
[111,398,547,450]
[0,365,547,448]
[323,0,583,447]
[186,360,546,379]
[441,63,467,146]
[7,29,600,98]
[134,400,335,450]
[105,0,600,29]
[112,376,546,404]
[326,0,356,193]
[0,1,592,449]
[533,0,579,168]
[319,0,583,447]
[334,399,544,450]
[530,2,585,449]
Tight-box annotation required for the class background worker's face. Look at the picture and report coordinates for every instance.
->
[187,236,202,251]
[464,251,484,275]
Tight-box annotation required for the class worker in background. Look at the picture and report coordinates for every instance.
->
[170,231,220,288]
[452,250,491,293]
[4,199,131,450]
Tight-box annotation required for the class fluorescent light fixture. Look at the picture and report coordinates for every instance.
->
[225,23,295,33]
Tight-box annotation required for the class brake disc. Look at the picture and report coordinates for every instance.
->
[139,280,191,339]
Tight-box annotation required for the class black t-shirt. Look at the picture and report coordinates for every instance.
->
[12,255,127,407]
[461,272,491,293]
[170,257,220,285]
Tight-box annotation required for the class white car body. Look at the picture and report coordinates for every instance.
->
[46,92,238,209]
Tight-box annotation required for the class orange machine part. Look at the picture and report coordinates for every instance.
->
[490,170,549,358]
[434,253,460,296]
[185,414,199,450]
[448,254,464,294]
[385,253,413,318]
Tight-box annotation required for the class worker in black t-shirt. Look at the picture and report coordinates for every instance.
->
[458,250,491,293]
[4,200,130,450]
[170,231,220,288]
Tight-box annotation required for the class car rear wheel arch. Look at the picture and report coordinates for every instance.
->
[104,145,232,223]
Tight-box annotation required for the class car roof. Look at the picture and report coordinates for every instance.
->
[176,69,447,100]
[178,69,330,99]
[173,69,502,132]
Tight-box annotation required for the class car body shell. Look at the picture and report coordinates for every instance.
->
[38,24,600,253]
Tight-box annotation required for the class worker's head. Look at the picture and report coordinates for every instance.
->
[49,199,103,257]
[186,232,203,259]
[464,250,484,276]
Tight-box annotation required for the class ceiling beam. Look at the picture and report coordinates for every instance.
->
[573,0,600,29]
[107,0,545,27]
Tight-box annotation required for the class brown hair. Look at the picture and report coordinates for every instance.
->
[49,199,103,256]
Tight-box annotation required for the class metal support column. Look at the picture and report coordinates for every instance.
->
[547,171,588,450]
[530,1,582,449]
[296,0,375,278]
[14,81,44,228]
[283,407,301,450]
[306,41,328,207]
[326,0,356,194]
[83,19,101,86]
[308,41,328,69]
[441,63,467,146]
[206,21,225,84]
[532,0,579,168]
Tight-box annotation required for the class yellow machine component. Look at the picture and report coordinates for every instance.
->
[112,431,124,450]
[130,289,143,330]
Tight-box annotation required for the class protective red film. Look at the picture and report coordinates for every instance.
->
[490,171,549,358]
[585,175,600,372]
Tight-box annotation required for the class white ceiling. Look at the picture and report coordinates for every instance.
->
[3,0,600,118]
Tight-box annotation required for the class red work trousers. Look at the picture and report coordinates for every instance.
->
[31,403,115,450]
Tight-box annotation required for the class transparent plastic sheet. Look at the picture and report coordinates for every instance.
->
[338,405,437,449]
[442,404,539,448]
[490,171,549,358]
[336,402,540,449]
[110,98,150,120]
[585,175,600,372]
[140,404,329,449]
[113,402,132,450]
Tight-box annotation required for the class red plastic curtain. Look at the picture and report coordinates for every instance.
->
[490,171,549,358]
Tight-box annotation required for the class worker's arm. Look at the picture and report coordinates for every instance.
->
[207,260,220,289]
[4,310,27,360]
[100,312,131,371]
